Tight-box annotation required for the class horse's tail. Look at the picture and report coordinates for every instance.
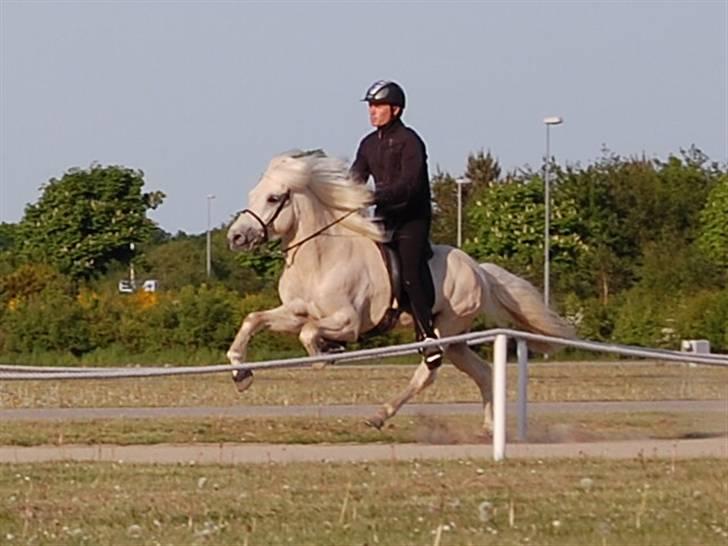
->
[477,262,576,353]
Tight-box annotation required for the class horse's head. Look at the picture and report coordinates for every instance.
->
[228,149,383,252]
[227,150,318,251]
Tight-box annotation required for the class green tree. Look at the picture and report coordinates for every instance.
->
[431,150,501,246]
[17,165,165,281]
[430,170,458,245]
[134,229,268,294]
[464,149,502,185]
[0,222,18,252]
[0,222,20,275]
[462,172,587,288]
[557,160,636,303]
[697,174,728,270]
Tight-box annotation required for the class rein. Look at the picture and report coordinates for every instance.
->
[281,209,357,253]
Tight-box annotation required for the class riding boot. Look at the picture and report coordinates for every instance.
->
[405,281,443,370]
[393,218,442,369]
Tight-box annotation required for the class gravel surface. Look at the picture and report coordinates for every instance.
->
[1,399,725,421]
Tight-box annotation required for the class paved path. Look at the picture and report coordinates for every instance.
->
[2,399,726,421]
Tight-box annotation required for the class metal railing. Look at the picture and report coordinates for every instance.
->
[2,328,726,461]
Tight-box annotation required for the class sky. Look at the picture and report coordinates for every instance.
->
[1,0,726,235]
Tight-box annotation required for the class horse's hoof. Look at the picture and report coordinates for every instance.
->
[232,370,254,393]
[364,415,385,430]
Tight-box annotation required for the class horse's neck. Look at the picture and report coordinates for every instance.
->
[282,197,372,268]
[277,194,392,327]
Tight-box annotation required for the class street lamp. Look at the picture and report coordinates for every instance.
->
[543,116,563,308]
[455,177,471,248]
[206,194,216,278]
[129,242,136,290]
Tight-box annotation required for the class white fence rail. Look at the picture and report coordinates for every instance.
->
[1,328,726,461]
[489,330,727,461]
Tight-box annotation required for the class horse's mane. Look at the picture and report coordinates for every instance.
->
[266,149,386,242]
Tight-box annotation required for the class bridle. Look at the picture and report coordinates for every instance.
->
[239,190,290,244]
[239,191,359,253]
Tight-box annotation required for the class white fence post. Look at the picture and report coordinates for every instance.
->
[493,333,508,461]
[516,339,529,442]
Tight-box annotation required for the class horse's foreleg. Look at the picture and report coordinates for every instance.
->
[227,304,307,392]
[446,342,493,434]
[366,362,437,429]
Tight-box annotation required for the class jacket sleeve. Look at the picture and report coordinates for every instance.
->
[350,140,371,184]
[374,136,425,211]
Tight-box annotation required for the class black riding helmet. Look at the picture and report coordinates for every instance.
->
[362,80,406,109]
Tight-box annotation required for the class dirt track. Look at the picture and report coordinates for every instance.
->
[0,400,726,463]
[2,399,725,421]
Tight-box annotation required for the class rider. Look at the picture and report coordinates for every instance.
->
[350,80,442,369]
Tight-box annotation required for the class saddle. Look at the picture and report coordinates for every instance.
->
[367,243,406,336]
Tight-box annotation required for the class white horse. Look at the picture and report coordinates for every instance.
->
[226,150,574,432]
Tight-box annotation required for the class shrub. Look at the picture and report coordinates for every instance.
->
[0,286,91,355]
[673,289,728,352]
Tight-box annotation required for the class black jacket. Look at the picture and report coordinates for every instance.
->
[351,118,432,226]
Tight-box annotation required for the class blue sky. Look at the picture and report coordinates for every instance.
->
[1,1,726,234]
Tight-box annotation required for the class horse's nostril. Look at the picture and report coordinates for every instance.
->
[232,233,243,245]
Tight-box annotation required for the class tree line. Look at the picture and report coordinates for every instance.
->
[0,147,725,364]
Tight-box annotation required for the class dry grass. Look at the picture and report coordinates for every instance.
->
[2,360,726,545]
[0,411,724,447]
[2,360,727,410]
[0,457,726,545]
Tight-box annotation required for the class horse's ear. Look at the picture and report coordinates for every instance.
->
[291,149,326,159]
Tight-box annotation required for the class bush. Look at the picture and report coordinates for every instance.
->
[0,286,91,355]
[171,284,242,351]
[611,289,678,348]
[672,289,728,352]
[562,293,617,342]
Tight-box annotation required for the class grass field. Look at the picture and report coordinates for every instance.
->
[2,360,727,410]
[0,411,725,447]
[1,360,726,545]
[1,457,726,546]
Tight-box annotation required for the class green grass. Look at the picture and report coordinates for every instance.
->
[0,412,724,447]
[0,457,726,545]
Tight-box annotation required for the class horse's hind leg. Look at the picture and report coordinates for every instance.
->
[446,342,493,434]
[365,361,437,429]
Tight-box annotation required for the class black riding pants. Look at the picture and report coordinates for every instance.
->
[390,218,437,340]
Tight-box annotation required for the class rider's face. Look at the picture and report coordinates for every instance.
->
[368,103,400,127]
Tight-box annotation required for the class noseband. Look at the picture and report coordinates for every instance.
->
[239,191,291,243]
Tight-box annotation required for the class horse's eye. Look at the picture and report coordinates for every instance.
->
[267,194,282,204]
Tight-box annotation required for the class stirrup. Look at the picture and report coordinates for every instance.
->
[319,339,346,354]
[420,337,443,370]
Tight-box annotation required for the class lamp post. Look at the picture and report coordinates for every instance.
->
[543,116,563,308]
[206,194,215,278]
[455,177,471,248]
[129,242,135,290]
